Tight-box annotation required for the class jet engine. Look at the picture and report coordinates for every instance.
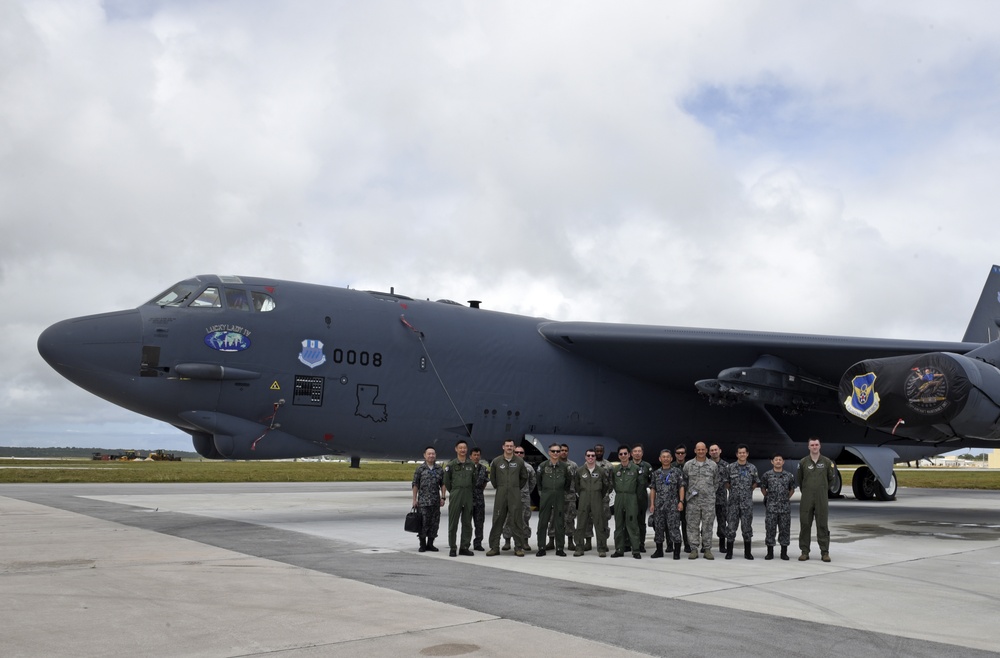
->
[839,352,1000,441]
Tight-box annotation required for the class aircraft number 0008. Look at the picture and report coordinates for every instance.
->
[331,349,382,367]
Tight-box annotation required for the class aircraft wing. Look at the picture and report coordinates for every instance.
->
[537,321,975,389]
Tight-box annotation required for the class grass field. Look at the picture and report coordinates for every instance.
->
[0,459,416,484]
[1,459,1000,488]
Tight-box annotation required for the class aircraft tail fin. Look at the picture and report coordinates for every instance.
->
[962,265,1000,343]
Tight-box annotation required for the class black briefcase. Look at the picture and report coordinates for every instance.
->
[404,507,422,533]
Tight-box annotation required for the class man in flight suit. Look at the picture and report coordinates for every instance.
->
[611,445,642,559]
[797,436,836,562]
[443,439,477,557]
[487,439,530,557]
[536,443,572,557]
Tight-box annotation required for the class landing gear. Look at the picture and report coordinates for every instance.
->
[851,466,897,501]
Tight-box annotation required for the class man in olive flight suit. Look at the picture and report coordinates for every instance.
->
[487,439,530,557]
[611,445,642,559]
[797,436,837,562]
[536,443,572,557]
[443,439,477,557]
[574,448,611,557]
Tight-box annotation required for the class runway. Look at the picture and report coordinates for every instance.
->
[2,482,998,657]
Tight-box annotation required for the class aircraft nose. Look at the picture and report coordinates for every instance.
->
[38,310,142,382]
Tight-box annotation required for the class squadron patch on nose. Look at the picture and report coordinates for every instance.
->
[844,372,880,420]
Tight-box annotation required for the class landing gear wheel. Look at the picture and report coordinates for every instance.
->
[828,466,843,498]
[852,466,877,500]
[875,471,897,501]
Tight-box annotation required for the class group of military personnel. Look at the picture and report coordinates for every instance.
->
[411,435,837,563]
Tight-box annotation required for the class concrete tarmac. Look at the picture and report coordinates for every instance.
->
[2,482,999,657]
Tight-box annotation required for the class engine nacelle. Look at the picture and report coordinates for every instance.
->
[839,352,1000,441]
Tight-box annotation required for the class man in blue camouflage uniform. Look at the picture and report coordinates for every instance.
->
[411,446,445,553]
[488,439,530,557]
[503,446,536,551]
[536,443,572,556]
[443,439,477,557]
[709,444,729,553]
[725,444,760,560]
[631,444,652,552]
[760,453,796,560]
[649,449,686,559]
[470,447,488,551]
[573,448,611,557]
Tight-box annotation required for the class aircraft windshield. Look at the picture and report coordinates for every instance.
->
[149,283,199,307]
[148,282,275,311]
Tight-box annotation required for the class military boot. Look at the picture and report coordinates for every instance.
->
[502,539,511,551]
[765,545,774,560]
[425,539,439,552]
[545,538,556,550]
[419,537,427,553]
[744,540,754,560]
[567,536,576,551]
[725,540,734,560]
[719,537,726,552]
[666,540,674,553]
[473,541,485,552]
[780,546,789,560]
[650,543,664,559]
[584,538,592,551]
[672,544,681,560]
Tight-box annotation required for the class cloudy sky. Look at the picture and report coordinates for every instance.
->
[4,0,1000,450]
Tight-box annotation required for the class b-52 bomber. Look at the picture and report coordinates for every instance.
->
[38,267,1000,502]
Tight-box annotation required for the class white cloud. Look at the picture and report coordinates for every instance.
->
[3,0,1000,446]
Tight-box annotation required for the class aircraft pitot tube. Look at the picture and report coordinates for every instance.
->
[839,351,1000,441]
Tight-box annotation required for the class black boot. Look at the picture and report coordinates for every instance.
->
[765,545,774,560]
[426,539,439,552]
[725,539,734,560]
[744,540,754,560]
[419,537,427,553]
[667,540,674,553]
[780,546,789,560]
[545,538,555,550]
[719,537,726,552]
[651,542,664,559]
[672,544,681,560]
[567,536,576,550]
[473,541,485,552]
[584,538,592,551]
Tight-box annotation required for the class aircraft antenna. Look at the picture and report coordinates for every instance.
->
[399,315,471,435]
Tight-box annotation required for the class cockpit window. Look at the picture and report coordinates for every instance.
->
[225,288,250,311]
[149,283,199,307]
[190,287,222,308]
[252,291,276,312]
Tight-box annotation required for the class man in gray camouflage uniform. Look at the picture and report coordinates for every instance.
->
[503,446,536,551]
[725,443,760,560]
[709,443,729,553]
[683,442,718,559]
[760,453,796,560]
